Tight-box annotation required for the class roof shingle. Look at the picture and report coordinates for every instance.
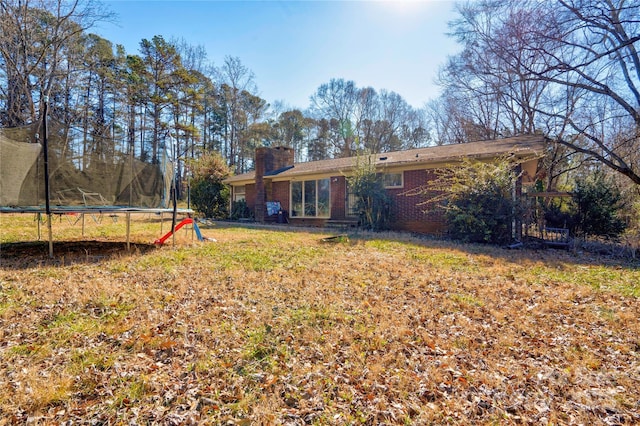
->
[224,135,546,184]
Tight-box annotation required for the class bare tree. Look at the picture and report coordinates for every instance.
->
[310,78,429,157]
[441,1,553,141]
[309,78,360,158]
[426,88,493,145]
[272,109,313,162]
[444,0,640,186]
[536,0,640,186]
[0,0,112,126]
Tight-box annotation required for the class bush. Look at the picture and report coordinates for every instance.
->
[347,155,393,231]
[445,180,515,244]
[413,157,520,245]
[230,199,253,220]
[570,171,627,239]
[543,201,576,230]
[188,152,231,219]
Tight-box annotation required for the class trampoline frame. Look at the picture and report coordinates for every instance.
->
[1,206,194,255]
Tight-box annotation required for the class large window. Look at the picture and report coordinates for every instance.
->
[346,173,402,216]
[291,178,330,218]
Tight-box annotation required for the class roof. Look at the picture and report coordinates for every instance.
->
[223,134,546,184]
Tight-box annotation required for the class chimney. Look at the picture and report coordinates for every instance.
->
[254,146,294,222]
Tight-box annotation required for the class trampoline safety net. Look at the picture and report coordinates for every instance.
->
[0,121,173,209]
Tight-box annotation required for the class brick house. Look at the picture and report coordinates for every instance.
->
[223,135,546,234]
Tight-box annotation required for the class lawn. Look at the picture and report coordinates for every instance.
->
[0,213,639,424]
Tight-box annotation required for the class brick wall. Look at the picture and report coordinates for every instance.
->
[255,146,294,175]
[271,181,290,212]
[330,176,347,220]
[254,147,294,222]
[247,150,448,234]
[389,169,446,234]
[245,184,256,212]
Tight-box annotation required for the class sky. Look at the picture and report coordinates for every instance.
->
[95,0,460,111]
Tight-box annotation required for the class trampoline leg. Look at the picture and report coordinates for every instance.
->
[47,213,53,258]
[126,212,131,251]
[82,213,85,237]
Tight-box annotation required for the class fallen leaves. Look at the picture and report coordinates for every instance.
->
[0,225,639,424]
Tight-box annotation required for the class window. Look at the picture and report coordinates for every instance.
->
[290,178,330,218]
[346,174,401,216]
[233,185,245,202]
[382,172,403,188]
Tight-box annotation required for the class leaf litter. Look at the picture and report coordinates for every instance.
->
[0,226,639,424]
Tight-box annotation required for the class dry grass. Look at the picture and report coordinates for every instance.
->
[0,213,639,425]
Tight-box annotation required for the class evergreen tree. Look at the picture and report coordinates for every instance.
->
[571,172,627,239]
[188,151,231,219]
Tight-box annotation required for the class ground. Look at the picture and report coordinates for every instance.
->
[0,215,639,424]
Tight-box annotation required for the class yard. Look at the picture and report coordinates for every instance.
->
[0,214,639,424]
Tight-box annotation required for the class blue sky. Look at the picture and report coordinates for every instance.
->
[96,1,460,110]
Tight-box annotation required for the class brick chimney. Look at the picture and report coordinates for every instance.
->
[254,146,294,222]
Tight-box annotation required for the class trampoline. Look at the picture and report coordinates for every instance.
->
[1,106,192,256]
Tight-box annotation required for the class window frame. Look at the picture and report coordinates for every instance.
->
[382,172,404,189]
[290,178,331,218]
[233,185,246,202]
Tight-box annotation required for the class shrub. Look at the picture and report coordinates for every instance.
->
[188,152,231,219]
[412,157,520,245]
[347,155,393,231]
[570,171,627,239]
[230,199,253,220]
[445,179,515,244]
[543,201,576,230]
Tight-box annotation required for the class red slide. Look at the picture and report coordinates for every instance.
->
[154,217,196,245]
